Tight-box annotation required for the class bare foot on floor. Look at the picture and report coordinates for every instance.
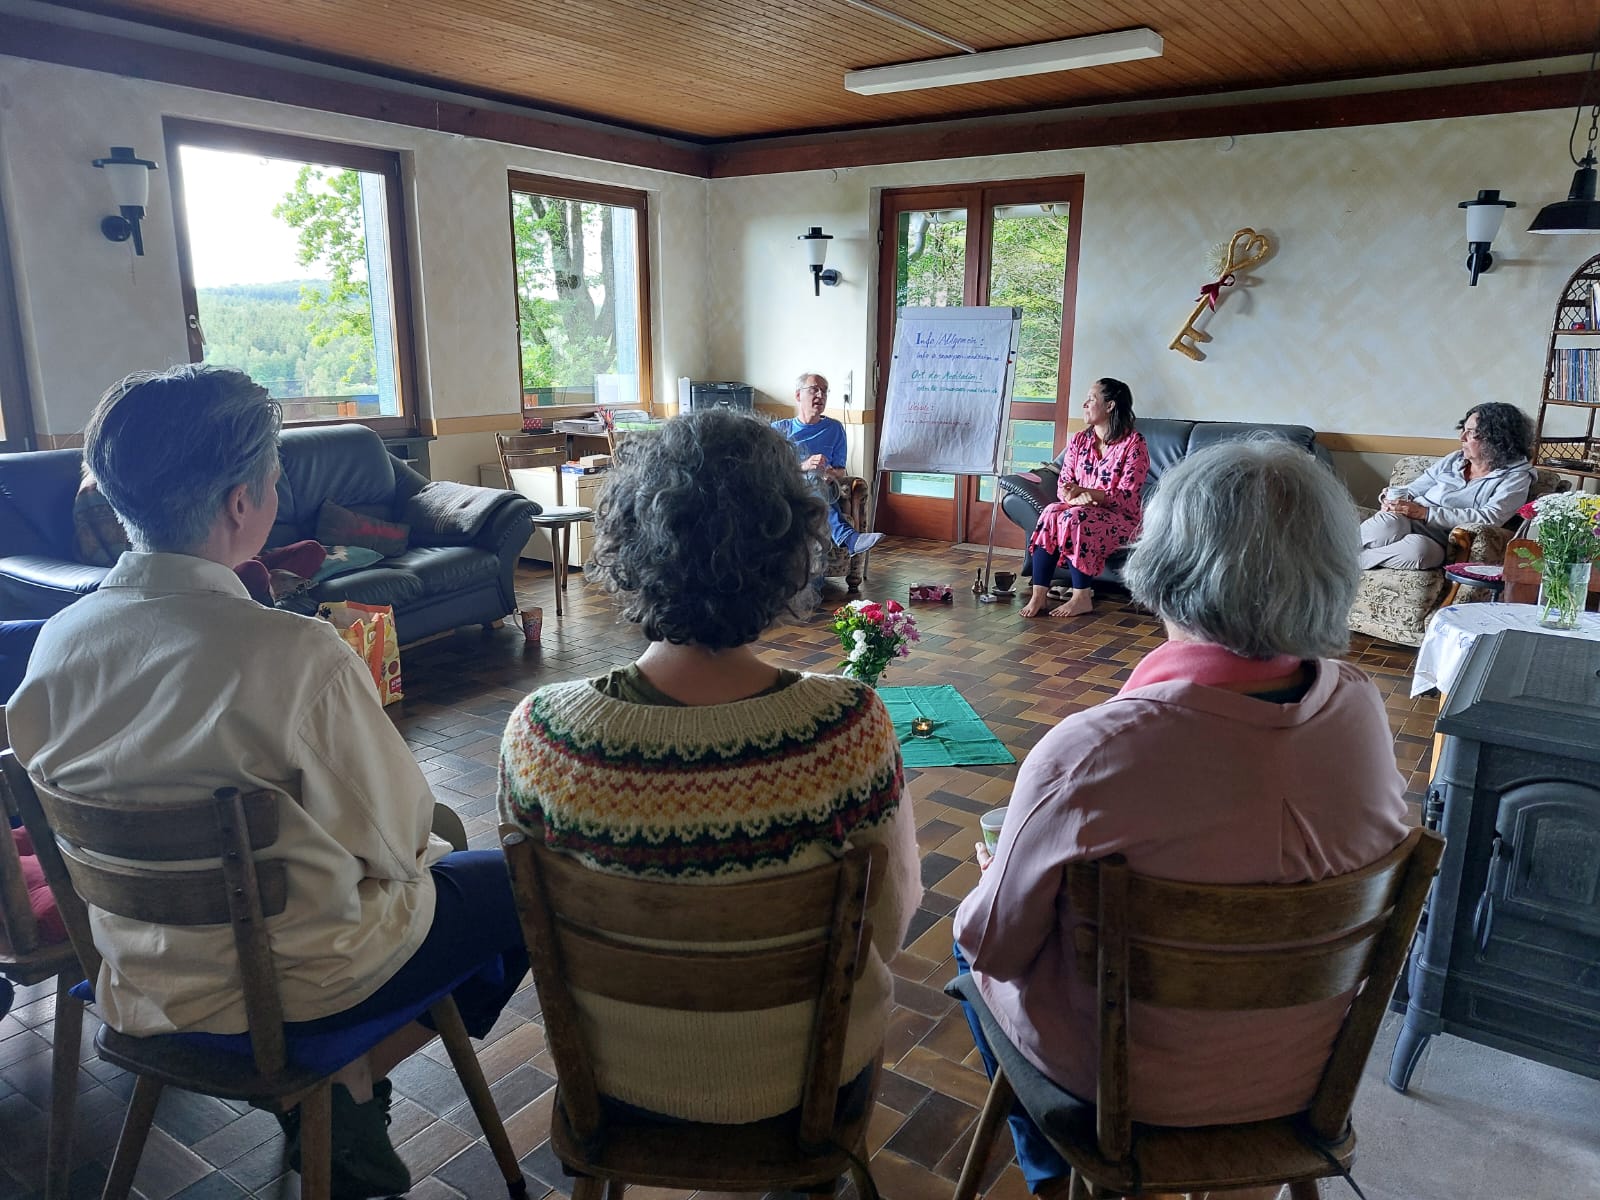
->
[1019,588,1051,618]
[1049,589,1094,618]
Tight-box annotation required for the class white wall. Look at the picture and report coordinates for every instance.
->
[707,110,1590,475]
[0,54,710,476]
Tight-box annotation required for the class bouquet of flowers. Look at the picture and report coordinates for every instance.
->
[1515,492,1600,568]
[1515,492,1600,627]
[833,599,919,686]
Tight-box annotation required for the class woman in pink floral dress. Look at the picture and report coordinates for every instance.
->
[1020,379,1150,619]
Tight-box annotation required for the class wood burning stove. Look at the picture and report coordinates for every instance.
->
[1388,629,1600,1091]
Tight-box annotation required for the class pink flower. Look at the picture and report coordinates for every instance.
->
[886,599,904,613]
[1519,500,1538,520]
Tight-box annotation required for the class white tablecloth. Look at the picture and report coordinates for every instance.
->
[1411,603,1600,697]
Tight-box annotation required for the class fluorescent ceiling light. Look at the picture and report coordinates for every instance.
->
[844,28,1164,96]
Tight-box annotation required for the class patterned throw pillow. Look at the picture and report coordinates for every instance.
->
[315,500,409,557]
[314,545,385,582]
[72,476,132,567]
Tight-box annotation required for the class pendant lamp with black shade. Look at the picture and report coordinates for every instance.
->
[1529,35,1600,235]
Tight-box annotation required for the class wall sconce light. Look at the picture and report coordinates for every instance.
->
[1529,38,1600,235]
[799,226,841,296]
[1458,190,1516,285]
[92,146,159,256]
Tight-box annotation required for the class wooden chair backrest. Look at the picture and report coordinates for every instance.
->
[1,750,292,1075]
[496,432,568,506]
[1066,827,1443,1160]
[501,827,880,1151]
[1503,538,1541,604]
[1502,537,1600,607]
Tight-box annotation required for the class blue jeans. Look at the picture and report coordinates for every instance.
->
[291,850,528,1041]
[0,619,46,704]
[951,944,1071,1192]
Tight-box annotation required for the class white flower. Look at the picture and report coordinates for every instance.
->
[853,629,868,645]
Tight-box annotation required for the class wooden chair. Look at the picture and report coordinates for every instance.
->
[1501,537,1600,609]
[500,827,883,1198]
[0,716,85,1200]
[948,827,1445,1200]
[2,751,526,1200]
[496,431,596,618]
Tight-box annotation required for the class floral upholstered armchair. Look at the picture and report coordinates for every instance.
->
[823,475,869,594]
[1347,456,1565,647]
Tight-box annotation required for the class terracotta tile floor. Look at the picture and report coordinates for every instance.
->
[0,538,1441,1199]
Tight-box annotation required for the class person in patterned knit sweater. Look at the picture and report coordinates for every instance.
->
[498,408,920,1124]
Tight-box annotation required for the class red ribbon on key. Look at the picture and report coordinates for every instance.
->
[1196,273,1236,310]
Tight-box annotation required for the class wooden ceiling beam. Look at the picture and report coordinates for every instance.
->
[0,12,713,178]
[707,71,1593,177]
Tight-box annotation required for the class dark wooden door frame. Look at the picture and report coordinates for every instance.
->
[871,175,1085,548]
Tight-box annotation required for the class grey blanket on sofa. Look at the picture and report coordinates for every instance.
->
[404,480,519,540]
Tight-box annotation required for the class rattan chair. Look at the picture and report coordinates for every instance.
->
[948,827,1444,1200]
[4,753,526,1200]
[501,828,884,1198]
[496,431,595,618]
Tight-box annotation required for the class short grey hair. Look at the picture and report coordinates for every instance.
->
[795,372,828,393]
[85,365,282,554]
[1122,438,1358,659]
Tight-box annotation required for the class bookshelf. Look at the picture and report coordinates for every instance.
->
[1532,252,1600,482]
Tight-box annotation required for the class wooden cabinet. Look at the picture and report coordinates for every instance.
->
[479,464,601,568]
[1533,252,1600,483]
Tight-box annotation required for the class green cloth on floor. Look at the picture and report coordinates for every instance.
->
[878,685,1016,767]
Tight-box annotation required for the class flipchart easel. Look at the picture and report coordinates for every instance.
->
[869,305,1023,599]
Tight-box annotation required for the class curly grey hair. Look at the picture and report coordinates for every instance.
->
[1122,438,1358,659]
[589,409,828,648]
[84,364,282,554]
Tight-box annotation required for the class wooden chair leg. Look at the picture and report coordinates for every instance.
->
[1287,1182,1321,1199]
[44,976,83,1200]
[102,1074,164,1200]
[604,1182,627,1199]
[299,1082,334,1200]
[953,1066,1014,1200]
[570,1176,606,1199]
[1066,1170,1093,1200]
[429,998,527,1196]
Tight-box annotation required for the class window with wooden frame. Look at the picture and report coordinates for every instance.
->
[508,173,652,413]
[164,119,419,433]
[0,175,35,453]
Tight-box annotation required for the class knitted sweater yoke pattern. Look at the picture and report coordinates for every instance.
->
[499,674,905,879]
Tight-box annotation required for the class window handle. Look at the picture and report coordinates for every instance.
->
[187,312,206,349]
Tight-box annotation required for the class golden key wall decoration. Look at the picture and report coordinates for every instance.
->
[1169,228,1273,362]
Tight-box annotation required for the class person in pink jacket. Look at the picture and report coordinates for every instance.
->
[955,438,1409,1197]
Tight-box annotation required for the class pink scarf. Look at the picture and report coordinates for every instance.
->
[1120,640,1303,694]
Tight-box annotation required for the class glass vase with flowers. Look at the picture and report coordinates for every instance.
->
[1514,493,1600,630]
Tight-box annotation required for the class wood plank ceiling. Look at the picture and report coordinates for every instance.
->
[45,0,1600,141]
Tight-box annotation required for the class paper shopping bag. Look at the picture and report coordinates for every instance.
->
[317,601,404,706]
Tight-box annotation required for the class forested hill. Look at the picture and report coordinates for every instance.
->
[197,280,375,397]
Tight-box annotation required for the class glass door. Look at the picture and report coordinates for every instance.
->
[873,178,1083,547]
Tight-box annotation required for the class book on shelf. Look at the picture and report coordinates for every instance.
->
[1552,347,1599,404]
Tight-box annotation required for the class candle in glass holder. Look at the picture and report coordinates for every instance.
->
[911,716,934,736]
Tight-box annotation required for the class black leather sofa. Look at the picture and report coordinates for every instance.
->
[997,418,1332,587]
[0,424,538,645]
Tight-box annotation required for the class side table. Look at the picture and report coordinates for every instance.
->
[1412,603,1600,699]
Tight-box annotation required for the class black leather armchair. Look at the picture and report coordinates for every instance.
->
[996,418,1331,588]
[0,424,537,645]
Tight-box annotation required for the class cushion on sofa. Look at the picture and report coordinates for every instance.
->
[316,500,410,556]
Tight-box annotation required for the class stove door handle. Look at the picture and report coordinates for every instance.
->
[1472,834,1505,956]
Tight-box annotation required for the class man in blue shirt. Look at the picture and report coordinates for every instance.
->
[772,373,883,555]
